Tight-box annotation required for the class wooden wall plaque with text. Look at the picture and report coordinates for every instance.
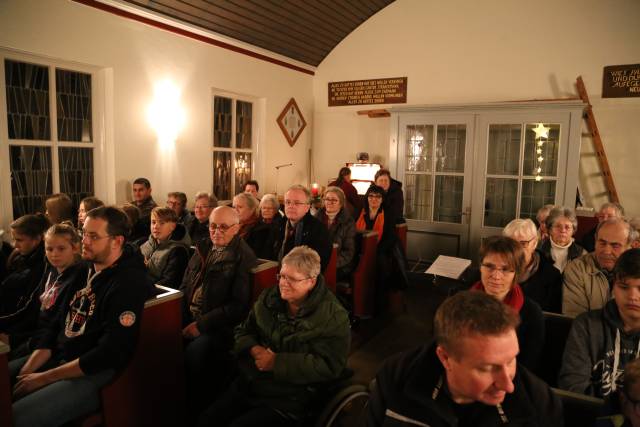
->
[602,64,640,98]
[328,77,407,106]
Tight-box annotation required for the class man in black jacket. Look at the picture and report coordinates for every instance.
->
[272,185,331,271]
[368,291,563,427]
[9,206,154,427]
[180,206,258,415]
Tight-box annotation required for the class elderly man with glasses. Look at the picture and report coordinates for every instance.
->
[563,218,637,317]
[272,184,332,272]
[179,206,258,417]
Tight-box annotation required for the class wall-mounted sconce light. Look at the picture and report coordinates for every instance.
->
[147,80,185,148]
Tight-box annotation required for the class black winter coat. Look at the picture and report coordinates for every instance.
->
[0,243,47,347]
[180,235,258,346]
[520,251,563,313]
[368,343,563,427]
[272,212,332,272]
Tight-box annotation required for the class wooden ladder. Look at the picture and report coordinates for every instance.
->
[576,76,620,203]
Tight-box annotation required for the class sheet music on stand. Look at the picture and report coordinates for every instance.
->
[425,255,472,285]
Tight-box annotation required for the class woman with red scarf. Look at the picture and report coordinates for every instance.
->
[472,235,545,371]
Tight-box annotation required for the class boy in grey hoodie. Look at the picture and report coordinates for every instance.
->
[559,248,640,397]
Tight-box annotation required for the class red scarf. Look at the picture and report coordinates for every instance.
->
[471,281,524,313]
[356,209,385,242]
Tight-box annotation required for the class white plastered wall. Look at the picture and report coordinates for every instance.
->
[313,0,640,216]
[0,0,314,214]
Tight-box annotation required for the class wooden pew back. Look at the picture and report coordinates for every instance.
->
[552,387,604,427]
[98,285,185,427]
[324,243,339,294]
[536,311,574,387]
[250,259,279,305]
[349,230,378,319]
[395,223,407,255]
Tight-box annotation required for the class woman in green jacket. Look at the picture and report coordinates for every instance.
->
[196,245,350,427]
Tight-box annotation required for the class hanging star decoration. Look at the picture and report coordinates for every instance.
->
[532,123,549,181]
[532,123,550,139]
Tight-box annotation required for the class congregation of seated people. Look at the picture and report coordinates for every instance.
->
[4,170,640,427]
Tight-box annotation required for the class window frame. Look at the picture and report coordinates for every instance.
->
[0,49,106,230]
[211,90,261,202]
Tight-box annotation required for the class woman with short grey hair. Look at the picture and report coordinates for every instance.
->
[503,218,563,312]
[540,207,585,273]
[258,194,282,225]
[199,245,350,425]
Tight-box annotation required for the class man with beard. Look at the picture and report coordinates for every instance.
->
[8,206,154,427]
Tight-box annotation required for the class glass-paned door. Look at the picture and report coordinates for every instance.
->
[470,111,570,256]
[399,115,474,260]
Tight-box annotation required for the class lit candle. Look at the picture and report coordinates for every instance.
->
[311,183,319,197]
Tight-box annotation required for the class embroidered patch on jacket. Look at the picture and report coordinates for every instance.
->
[119,311,136,327]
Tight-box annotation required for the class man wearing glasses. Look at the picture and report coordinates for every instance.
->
[560,249,640,398]
[179,206,257,416]
[9,206,155,426]
[273,185,331,272]
[563,218,637,317]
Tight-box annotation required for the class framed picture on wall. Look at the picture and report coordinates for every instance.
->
[277,98,306,147]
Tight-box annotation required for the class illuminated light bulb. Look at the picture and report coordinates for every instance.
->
[537,148,542,154]
[537,167,542,173]
[538,156,544,162]
[535,175,542,182]
[147,79,186,148]
[537,140,544,147]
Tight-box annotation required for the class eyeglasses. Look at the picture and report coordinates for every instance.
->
[518,237,537,247]
[82,233,112,243]
[323,198,340,204]
[209,223,235,233]
[284,200,309,207]
[276,273,312,285]
[480,263,515,275]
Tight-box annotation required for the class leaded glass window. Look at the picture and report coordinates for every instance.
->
[5,59,50,140]
[56,69,92,142]
[59,147,94,211]
[9,146,52,218]
[213,95,254,201]
[2,57,96,221]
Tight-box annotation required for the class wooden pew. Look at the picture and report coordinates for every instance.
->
[0,341,11,427]
[250,259,279,305]
[576,215,598,243]
[2,286,185,427]
[395,223,407,255]
[88,285,185,427]
[340,230,378,319]
[324,243,339,294]
[552,387,604,427]
[535,311,574,387]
